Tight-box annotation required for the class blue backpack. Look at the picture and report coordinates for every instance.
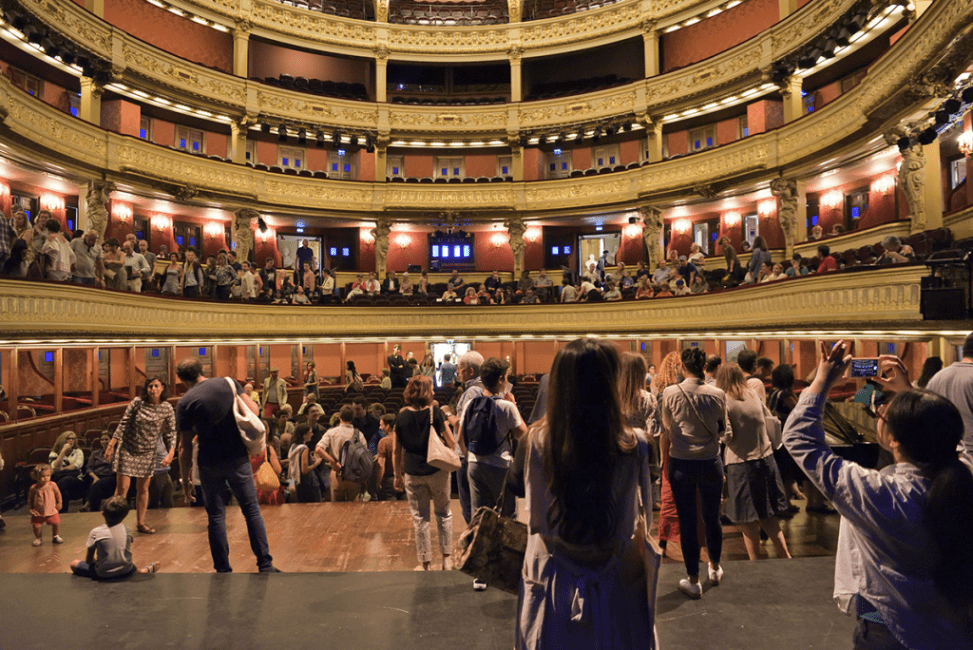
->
[463,395,505,456]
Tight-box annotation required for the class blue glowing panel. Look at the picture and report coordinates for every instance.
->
[851,207,860,218]
[179,139,187,148]
[811,215,819,226]
[463,245,470,257]
[442,246,450,258]
[189,236,197,246]
[44,351,53,362]
[139,127,147,138]
[330,247,337,257]
[151,349,159,358]
[343,164,351,173]
[453,245,461,258]
[198,348,207,356]
[564,245,572,254]
[432,245,440,257]
[176,235,184,246]
[501,165,508,174]
[552,246,560,255]
[282,157,289,166]
[342,248,349,257]
[392,166,400,175]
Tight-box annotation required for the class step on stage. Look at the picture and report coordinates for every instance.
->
[0,502,852,649]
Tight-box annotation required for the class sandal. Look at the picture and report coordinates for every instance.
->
[137,524,156,534]
[143,562,160,573]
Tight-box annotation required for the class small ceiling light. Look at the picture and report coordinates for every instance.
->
[917,127,938,145]
[277,124,288,141]
[261,123,271,134]
[297,128,307,145]
[316,130,325,148]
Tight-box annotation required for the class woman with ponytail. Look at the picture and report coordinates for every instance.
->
[660,347,730,599]
[517,338,657,649]
[784,341,973,650]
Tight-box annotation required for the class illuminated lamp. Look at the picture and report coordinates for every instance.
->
[524,227,542,243]
[361,230,374,245]
[871,174,896,196]
[958,131,973,157]
[394,233,411,249]
[821,190,844,209]
[723,211,741,227]
[758,200,776,217]
[257,227,274,243]
[40,194,65,211]
[673,219,692,234]
[624,224,642,239]
[490,232,507,248]
[204,222,223,240]
[111,203,133,223]
[151,214,172,232]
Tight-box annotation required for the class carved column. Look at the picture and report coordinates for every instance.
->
[778,75,803,124]
[232,21,251,78]
[508,46,523,103]
[375,45,389,103]
[375,134,390,180]
[639,205,664,271]
[645,117,664,163]
[770,177,806,259]
[504,217,526,278]
[376,0,389,22]
[79,77,103,126]
[920,140,944,231]
[85,180,115,244]
[508,133,524,181]
[507,0,522,22]
[895,141,942,234]
[778,0,797,19]
[232,208,259,264]
[229,117,252,164]
[641,21,660,77]
[372,218,391,278]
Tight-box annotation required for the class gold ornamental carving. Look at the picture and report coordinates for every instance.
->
[387,28,508,54]
[250,0,376,47]
[520,3,641,48]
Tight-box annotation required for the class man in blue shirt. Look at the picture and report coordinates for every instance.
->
[439,354,457,388]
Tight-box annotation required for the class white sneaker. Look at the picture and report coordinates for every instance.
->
[52,535,64,544]
[708,564,723,586]
[678,578,702,599]
[473,579,487,591]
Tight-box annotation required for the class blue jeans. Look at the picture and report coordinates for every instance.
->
[668,456,724,578]
[457,456,472,524]
[199,457,274,572]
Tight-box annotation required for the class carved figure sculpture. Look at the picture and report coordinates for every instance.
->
[898,144,926,233]
[640,205,664,271]
[771,177,799,258]
[504,217,527,279]
[232,207,259,264]
[86,180,115,244]
[372,218,391,278]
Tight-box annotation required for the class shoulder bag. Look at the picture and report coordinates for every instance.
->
[254,449,280,492]
[676,383,718,438]
[426,406,461,472]
[226,377,267,456]
[763,403,783,450]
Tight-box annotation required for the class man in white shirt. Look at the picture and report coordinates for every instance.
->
[926,332,973,454]
[239,261,256,300]
[40,219,76,282]
[533,268,553,301]
[70,229,104,286]
[315,404,368,502]
[120,240,150,292]
[363,271,380,295]
[138,239,156,288]
[320,269,335,296]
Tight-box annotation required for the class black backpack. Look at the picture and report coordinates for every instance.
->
[339,429,373,483]
[463,395,505,456]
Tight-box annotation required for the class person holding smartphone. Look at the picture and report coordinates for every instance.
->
[783,342,973,650]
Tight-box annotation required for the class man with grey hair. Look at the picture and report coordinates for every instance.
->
[926,332,973,456]
[876,236,915,265]
[446,350,485,525]
[121,239,150,292]
[70,230,104,286]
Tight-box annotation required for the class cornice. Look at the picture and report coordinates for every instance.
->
[0,266,925,340]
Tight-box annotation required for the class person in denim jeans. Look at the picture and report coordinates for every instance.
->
[661,347,730,599]
[176,359,279,573]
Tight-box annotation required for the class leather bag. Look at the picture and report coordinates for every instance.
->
[226,377,266,456]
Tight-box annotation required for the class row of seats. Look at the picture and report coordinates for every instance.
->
[387,175,513,183]
[523,0,622,20]
[525,74,631,101]
[261,75,370,102]
[390,96,508,106]
[388,2,509,25]
[276,0,374,20]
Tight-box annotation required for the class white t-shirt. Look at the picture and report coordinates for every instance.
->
[466,397,523,469]
[86,523,134,578]
[316,423,365,463]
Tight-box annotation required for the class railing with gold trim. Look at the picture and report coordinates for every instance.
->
[0,266,926,340]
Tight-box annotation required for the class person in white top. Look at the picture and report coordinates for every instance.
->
[315,404,367,501]
[363,271,381,295]
[320,269,335,296]
[120,240,150,292]
[40,219,76,282]
[239,261,256,301]
[688,242,706,268]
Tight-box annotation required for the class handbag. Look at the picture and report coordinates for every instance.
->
[455,467,527,594]
[225,377,267,456]
[764,405,783,450]
[426,406,461,472]
[254,450,281,492]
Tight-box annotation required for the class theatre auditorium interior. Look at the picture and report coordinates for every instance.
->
[0,0,971,646]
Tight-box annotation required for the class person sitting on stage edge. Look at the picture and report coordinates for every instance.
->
[176,359,279,573]
[70,496,159,579]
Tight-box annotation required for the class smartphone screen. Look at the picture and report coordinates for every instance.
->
[849,358,880,378]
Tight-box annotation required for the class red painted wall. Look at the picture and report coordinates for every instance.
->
[386,230,429,271]
[151,118,175,147]
[101,99,141,137]
[813,81,841,111]
[359,227,376,272]
[104,0,232,73]
[307,148,329,172]
[523,148,543,181]
[662,0,778,72]
[716,118,739,147]
[207,132,228,159]
[465,154,496,178]
[358,151,375,181]
[667,131,688,157]
[474,231,514,272]
[747,100,785,135]
[524,237,545,270]
[404,154,434,178]
[256,141,278,166]
[247,40,370,89]
[620,139,640,165]
[572,147,591,171]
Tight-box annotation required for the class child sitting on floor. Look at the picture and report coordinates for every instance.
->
[70,496,159,579]
[28,463,62,546]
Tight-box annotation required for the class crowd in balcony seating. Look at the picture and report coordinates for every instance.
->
[274,0,374,20]
[390,95,508,106]
[522,0,623,20]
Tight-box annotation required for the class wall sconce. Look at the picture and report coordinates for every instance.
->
[871,174,896,196]
[525,227,542,243]
[958,130,973,156]
[758,200,776,217]
[40,193,65,211]
[257,227,275,243]
[204,222,223,240]
[821,190,844,210]
[0,183,8,198]
[624,224,642,239]
[112,203,133,223]
[360,230,374,245]
[151,214,172,232]
[722,211,741,227]
[490,232,507,248]
[394,233,411,249]
[673,219,692,234]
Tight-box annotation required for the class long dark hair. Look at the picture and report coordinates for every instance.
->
[915,357,943,388]
[543,338,635,545]
[884,389,973,611]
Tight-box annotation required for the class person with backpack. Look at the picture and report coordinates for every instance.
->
[315,405,371,502]
[465,357,528,520]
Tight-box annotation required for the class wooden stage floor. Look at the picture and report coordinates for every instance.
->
[0,500,840,574]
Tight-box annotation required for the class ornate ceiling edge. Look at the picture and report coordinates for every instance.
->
[0,267,925,340]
